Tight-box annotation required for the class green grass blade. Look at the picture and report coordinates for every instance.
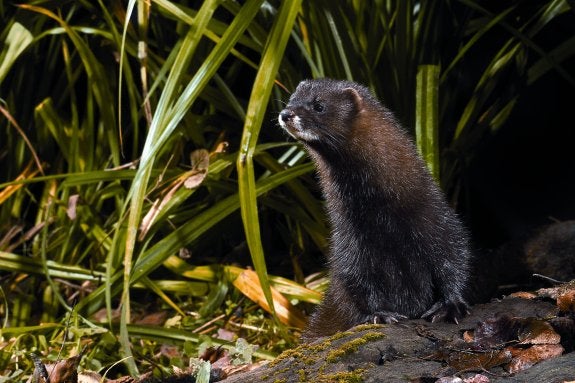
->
[237,0,303,323]
[19,4,120,167]
[125,324,276,360]
[528,34,575,85]
[74,161,312,317]
[0,251,105,281]
[134,162,313,285]
[441,6,516,82]
[415,65,440,182]
[0,21,33,85]
[118,0,223,373]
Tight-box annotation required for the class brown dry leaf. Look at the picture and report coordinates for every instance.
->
[41,355,81,383]
[91,306,121,323]
[536,286,563,300]
[232,269,306,329]
[183,169,207,189]
[191,148,210,171]
[473,315,520,349]
[0,160,42,204]
[509,291,537,299]
[505,344,564,373]
[557,288,575,313]
[139,149,210,239]
[463,374,491,383]
[67,194,79,220]
[200,346,227,363]
[448,349,512,372]
[437,376,465,383]
[212,140,229,155]
[134,310,169,326]
[139,175,185,240]
[184,149,210,189]
[217,328,236,341]
[78,370,104,383]
[550,317,575,353]
[139,197,164,240]
[159,344,181,359]
[463,329,474,343]
[517,318,561,345]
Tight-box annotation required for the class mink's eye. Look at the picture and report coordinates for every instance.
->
[312,99,325,113]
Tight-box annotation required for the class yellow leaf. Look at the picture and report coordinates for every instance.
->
[233,269,306,329]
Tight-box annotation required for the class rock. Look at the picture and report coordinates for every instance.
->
[219,297,574,382]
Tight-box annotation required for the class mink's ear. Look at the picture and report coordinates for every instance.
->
[343,87,365,113]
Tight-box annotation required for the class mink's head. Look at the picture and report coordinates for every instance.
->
[278,78,372,153]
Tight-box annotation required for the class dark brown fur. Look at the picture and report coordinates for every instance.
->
[278,79,471,341]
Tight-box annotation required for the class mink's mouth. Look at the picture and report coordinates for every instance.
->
[278,109,319,142]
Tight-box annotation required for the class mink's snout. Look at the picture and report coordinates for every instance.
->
[279,109,295,123]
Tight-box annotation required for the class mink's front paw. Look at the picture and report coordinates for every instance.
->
[421,299,469,324]
[360,311,408,324]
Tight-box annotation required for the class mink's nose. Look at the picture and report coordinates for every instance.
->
[279,110,294,123]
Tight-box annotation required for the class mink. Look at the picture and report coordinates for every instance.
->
[278,78,471,341]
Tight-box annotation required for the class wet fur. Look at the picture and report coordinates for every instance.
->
[279,79,471,341]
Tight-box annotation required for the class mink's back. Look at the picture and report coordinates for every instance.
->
[323,111,468,316]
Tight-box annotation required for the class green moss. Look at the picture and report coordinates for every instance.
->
[361,331,386,341]
[326,332,385,363]
[264,328,384,380]
[307,339,332,353]
[317,369,366,383]
[298,368,306,382]
[351,323,385,332]
[276,367,291,375]
[268,347,305,367]
[328,330,354,341]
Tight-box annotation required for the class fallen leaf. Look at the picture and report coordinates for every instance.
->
[191,148,210,171]
[78,370,104,383]
[473,315,520,349]
[232,269,306,328]
[448,349,512,372]
[139,149,210,239]
[437,376,464,383]
[0,160,43,204]
[134,310,169,326]
[505,344,564,373]
[464,374,491,383]
[517,318,561,345]
[34,355,81,383]
[509,291,537,299]
[91,306,121,323]
[183,169,207,189]
[557,288,575,313]
[67,194,79,220]
[536,286,562,300]
[139,197,163,240]
[549,317,575,352]
[160,344,181,359]
[217,328,236,341]
[212,140,229,155]
[199,345,226,363]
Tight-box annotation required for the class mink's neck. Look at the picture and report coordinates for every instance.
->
[307,136,437,268]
